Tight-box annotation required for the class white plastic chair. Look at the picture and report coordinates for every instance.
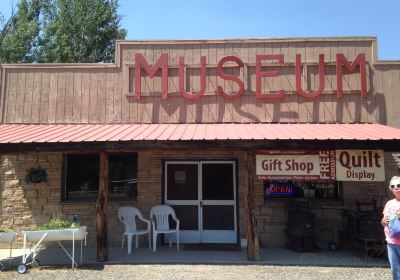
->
[117,206,151,254]
[149,205,180,252]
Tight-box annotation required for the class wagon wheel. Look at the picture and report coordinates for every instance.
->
[17,264,27,274]
[31,259,40,268]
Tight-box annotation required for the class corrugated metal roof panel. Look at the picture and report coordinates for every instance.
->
[0,123,400,143]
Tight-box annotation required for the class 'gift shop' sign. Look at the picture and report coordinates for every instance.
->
[256,150,336,180]
[256,149,385,181]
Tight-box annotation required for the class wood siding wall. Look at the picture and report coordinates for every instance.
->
[1,38,399,127]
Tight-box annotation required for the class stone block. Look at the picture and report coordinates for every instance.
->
[32,215,51,225]
[261,207,273,216]
[270,215,287,223]
[25,189,38,198]
[13,217,23,226]
[272,207,287,217]
[18,154,35,161]
[260,232,286,247]
[254,196,264,206]
[14,190,25,197]
[46,154,62,162]
[44,202,56,212]
[4,179,20,188]
[1,189,15,198]
[37,189,51,199]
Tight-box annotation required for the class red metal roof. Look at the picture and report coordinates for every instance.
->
[0,123,400,144]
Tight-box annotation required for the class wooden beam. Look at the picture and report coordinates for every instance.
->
[245,150,260,261]
[96,151,109,261]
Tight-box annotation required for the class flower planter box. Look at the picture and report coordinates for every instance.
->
[18,227,87,274]
[22,227,87,242]
[0,232,16,243]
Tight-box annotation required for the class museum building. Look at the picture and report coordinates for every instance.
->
[1,37,400,260]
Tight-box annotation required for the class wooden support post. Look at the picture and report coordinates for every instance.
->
[96,151,109,261]
[245,150,260,261]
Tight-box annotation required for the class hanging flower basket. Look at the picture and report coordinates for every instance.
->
[25,167,48,184]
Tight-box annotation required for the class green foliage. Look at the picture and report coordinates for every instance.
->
[39,218,70,230]
[1,0,126,63]
[29,218,75,230]
[0,0,41,63]
[25,166,48,184]
[0,12,4,27]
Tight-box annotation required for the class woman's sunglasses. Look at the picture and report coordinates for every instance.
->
[390,184,400,189]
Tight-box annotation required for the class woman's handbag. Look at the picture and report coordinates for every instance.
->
[388,214,400,238]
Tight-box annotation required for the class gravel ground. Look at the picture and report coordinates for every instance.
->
[0,264,392,280]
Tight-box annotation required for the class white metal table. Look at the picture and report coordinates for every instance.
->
[18,227,87,274]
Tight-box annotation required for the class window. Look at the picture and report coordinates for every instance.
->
[264,180,340,199]
[64,152,138,200]
[108,153,138,198]
[64,154,99,199]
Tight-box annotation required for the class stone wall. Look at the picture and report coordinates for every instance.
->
[0,150,399,249]
[0,153,137,248]
[254,152,400,248]
[0,149,247,249]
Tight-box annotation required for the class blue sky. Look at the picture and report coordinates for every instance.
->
[1,0,399,59]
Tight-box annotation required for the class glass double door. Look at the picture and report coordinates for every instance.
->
[165,161,237,243]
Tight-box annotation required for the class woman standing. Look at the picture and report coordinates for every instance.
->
[382,176,400,280]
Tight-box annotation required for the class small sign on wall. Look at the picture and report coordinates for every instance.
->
[335,150,385,181]
[256,150,336,180]
[256,149,385,182]
[266,182,294,196]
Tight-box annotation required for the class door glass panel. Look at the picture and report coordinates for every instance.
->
[167,164,198,200]
[203,205,234,230]
[202,163,234,200]
[171,205,198,230]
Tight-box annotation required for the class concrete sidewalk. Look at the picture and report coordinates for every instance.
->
[0,244,389,270]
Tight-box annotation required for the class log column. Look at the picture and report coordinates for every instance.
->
[96,151,109,261]
[245,150,260,261]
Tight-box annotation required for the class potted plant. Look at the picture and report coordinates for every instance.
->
[19,219,87,274]
[23,218,87,242]
[25,166,48,184]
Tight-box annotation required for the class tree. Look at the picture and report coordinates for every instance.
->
[0,0,126,63]
[0,0,41,63]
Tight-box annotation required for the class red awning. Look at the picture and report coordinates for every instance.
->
[0,123,400,144]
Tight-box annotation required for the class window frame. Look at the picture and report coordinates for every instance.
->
[62,152,138,202]
[108,152,138,200]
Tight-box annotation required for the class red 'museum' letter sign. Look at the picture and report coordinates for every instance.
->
[296,54,325,99]
[256,55,285,99]
[179,56,207,99]
[134,53,169,100]
[336,53,367,98]
[216,56,244,100]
